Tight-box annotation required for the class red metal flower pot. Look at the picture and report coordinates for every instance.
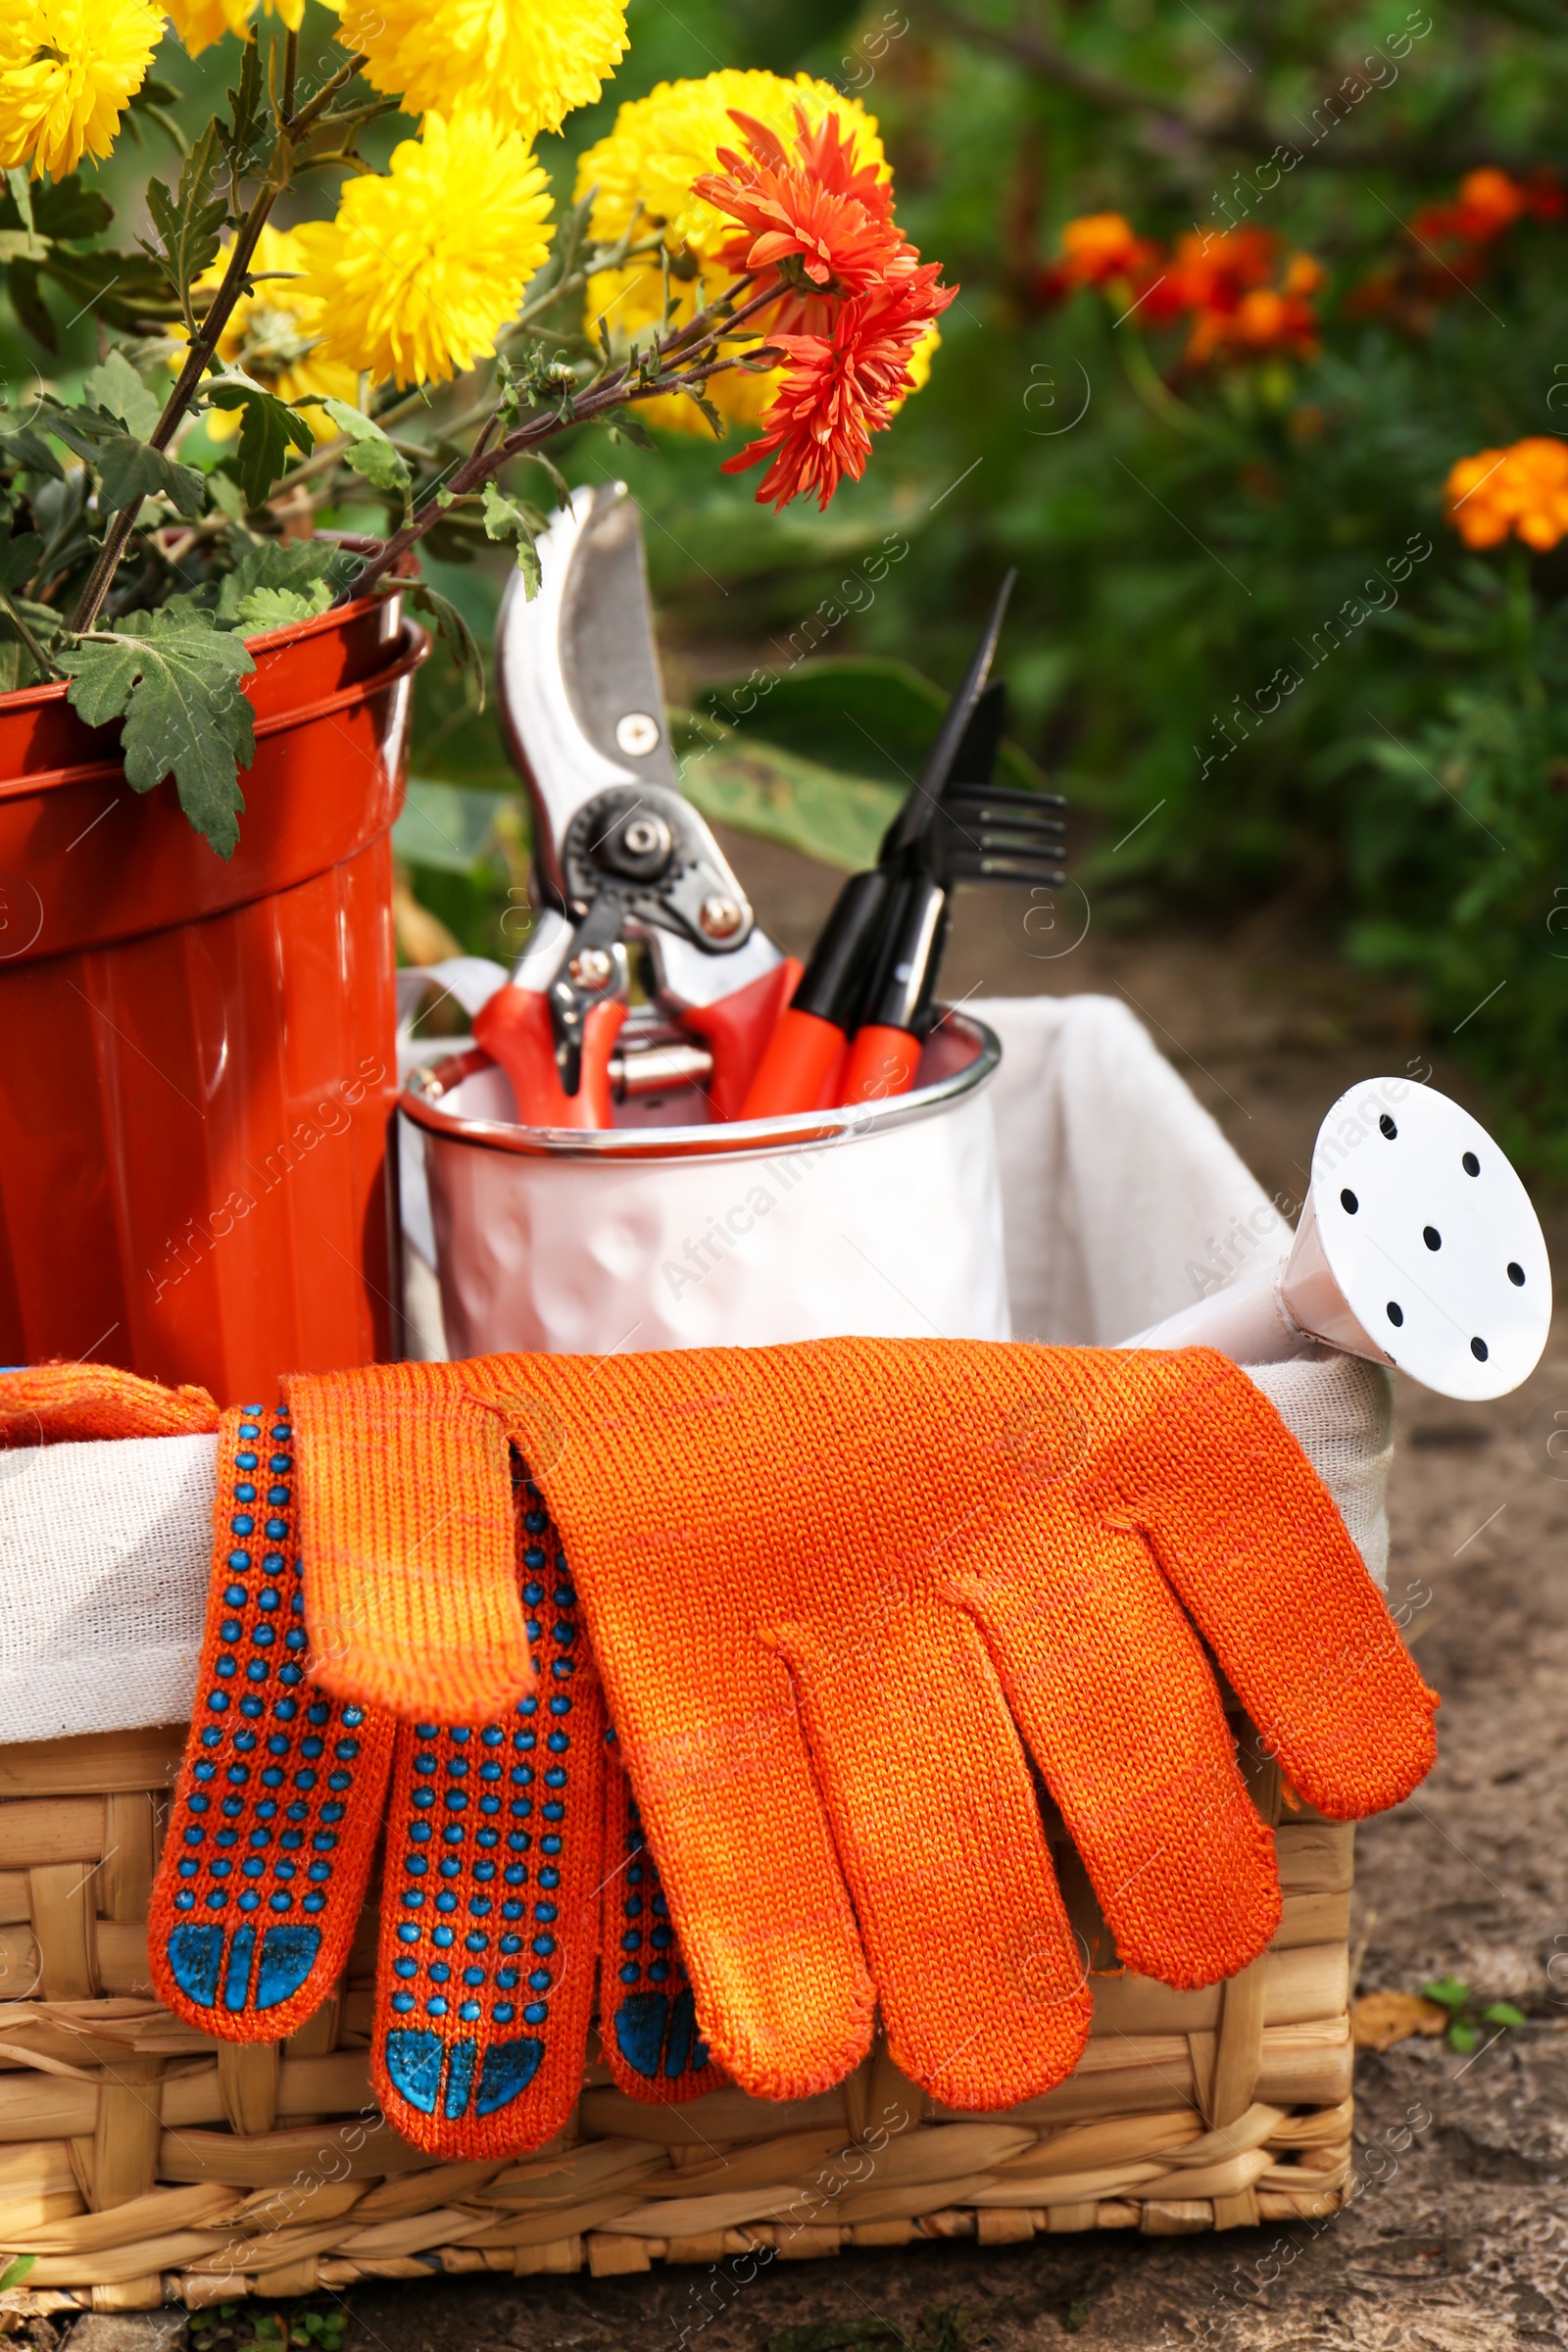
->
[0,586,429,1404]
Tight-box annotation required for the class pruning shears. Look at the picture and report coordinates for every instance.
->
[473,482,796,1127]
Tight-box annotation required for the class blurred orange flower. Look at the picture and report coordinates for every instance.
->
[1172,229,1323,366]
[1407,168,1564,265]
[1037,214,1323,365]
[1446,437,1568,552]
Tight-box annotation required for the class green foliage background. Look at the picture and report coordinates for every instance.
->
[8,0,1568,1161]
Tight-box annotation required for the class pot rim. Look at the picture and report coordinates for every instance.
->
[401,1009,1002,1163]
[0,621,429,805]
[0,536,417,720]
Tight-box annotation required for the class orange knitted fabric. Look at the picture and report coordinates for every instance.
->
[285,1361,531,1724]
[369,1464,606,2156]
[461,1339,1439,2110]
[601,1728,724,2105]
[148,1400,393,2039]
[0,1362,219,1446]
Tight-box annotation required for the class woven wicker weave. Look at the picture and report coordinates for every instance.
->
[0,1722,1353,2315]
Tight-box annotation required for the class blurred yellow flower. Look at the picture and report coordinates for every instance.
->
[180,224,357,442]
[0,0,161,178]
[332,0,627,140]
[1446,437,1568,551]
[165,0,304,59]
[576,70,888,436]
[291,112,554,389]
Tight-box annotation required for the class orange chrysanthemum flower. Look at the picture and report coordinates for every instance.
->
[1446,438,1568,553]
[699,107,955,510]
[695,112,904,297]
[722,269,955,511]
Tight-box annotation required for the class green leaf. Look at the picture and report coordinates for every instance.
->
[407,580,483,698]
[0,168,40,260]
[697,655,1047,795]
[1481,2002,1527,2028]
[38,394,202,516]
[606,407,656,452]
[40,245,181,332]
[220,37,267,180]
[1422,1976,1471,2014]
[83,348,161,440]
[0,529,43,593]
[144,118,227,316]
[307,397,411,506]
[58,609,257,858]
[682,385,726,439]
[0,418,61,481]
[8,257,55,352]
[1447,2019,1480,2053]
[227,582,332,633]
[480,479,540,593]
[31,173,114,241]
[395,780,511,873]
[96,434,205,518]
[205,377,315,508]
[678,722,904,871]
[214,538,345,628]
[0,2253,36,2290]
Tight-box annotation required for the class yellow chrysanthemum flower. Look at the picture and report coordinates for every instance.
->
[0,0,161,179]
[575,71,888,437]
[165,0,305,61]
[291,112,554,389]
[177,224,358,441]
[331,0,627,141]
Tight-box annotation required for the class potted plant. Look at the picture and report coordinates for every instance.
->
[0,0,949,1400]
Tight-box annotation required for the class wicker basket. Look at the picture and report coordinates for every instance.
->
[0,1719,1353,2315]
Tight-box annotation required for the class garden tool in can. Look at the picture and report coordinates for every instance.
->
[1122,1076,1551,1402]
[473,481,787,1127]
[738,571,1023,1119]
[838,684,1068,1103]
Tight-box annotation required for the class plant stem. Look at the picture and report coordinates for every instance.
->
[0,587,62,680]
[69,43,370,634]
[348,320,771,602]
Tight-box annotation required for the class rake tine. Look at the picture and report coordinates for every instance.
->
[944,852,1068,888]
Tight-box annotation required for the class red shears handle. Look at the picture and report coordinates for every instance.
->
[473,986,627,1130]
[679,957,803,1122]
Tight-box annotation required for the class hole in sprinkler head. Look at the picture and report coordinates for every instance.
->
[1508,1262,1526,1286]
[1387,1301,1404,1328]
[1424,1225,1442,1250]
[1341,1189,1359,1214]
[1471,1337,1489,1362]
[1380,1114,1397,1140]
[1463,1151,1480,1177]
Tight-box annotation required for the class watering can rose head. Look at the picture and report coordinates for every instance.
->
[0,3,951,853]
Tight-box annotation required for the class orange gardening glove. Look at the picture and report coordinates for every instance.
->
[285,1362,532,1724]
[150,1399,394,2040]
[466,1339,1437,2113]
[0,1362,218,1446]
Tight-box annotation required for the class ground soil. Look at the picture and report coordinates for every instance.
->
[125,849,1568,2352]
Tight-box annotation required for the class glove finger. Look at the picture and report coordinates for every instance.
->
[1114,1354,1439,1818]
[774,1587,1092,2109]
[151,1400,391,2037]
[286,1362,529,1724]
[955,1515,1281,1991]
[476,1376,876,2106]
[601,1727,724,2104]
[371,1471,603,2156]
